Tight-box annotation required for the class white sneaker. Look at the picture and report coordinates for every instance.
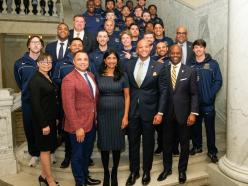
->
[51,153,57,164]
[28,156,39,167]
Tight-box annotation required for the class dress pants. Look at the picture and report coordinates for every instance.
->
[163,111,190,172]
[191,108,218,154]
[128,106,155,173]
[69,125,96,185]
[22,101,40,157]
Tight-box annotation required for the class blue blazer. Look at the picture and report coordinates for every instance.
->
[126,58,168,121]
[45,40,69,62]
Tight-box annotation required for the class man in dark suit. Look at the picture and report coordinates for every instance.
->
[45,22,70,62]
[61,51,101,186]
[125,39,168,186]
[68,15,97,53]
[157,44,198,184]
[175,26,193,66]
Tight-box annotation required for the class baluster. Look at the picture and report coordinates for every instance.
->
[52,0,57,16]
[20,0,25,14]
[28,0,33,15]
[2,0,8,14]
[45,0,48,16]
[10,0,15,14]
[37,0,41,15]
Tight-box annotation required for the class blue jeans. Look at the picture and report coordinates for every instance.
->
[69,125,96,184]
[191,109,218,154]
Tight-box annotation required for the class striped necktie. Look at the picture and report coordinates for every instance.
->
[171,65,177,89]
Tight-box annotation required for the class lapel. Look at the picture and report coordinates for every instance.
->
[168,64,173,90]
[140,59,154,88]
[186,42,192,64]
[131,59,139,88]
[74,70,94,100]
[174,64,185,91]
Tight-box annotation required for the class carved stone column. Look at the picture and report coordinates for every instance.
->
[0,89,17,176]
[218,0,248,184]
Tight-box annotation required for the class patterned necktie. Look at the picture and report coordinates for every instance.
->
[179,43,185,64]
[58,42,64,60]
[84,73,94,97]
[171,65,177,89]
[136,62,144,87]
[76,32,80,38]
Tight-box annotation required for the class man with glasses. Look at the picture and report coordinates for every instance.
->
[14,36,44,167]
[175,26,193,66]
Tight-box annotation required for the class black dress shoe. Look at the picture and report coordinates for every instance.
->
[85,176,101,185]
[142,172,151,185]
[154,147,162,155]
[126,172,140,186]
[189,147,203,155]
[207,153,218,163]
[157,169,172,181]
[179,172,186,184]
[60,158,70,168]
[89,158,94,166]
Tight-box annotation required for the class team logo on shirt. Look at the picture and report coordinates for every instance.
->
[203,63,210,69]
[115,38,119,42]
[96,18,100,22]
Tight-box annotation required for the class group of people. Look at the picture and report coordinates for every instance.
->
[13,0,223,186]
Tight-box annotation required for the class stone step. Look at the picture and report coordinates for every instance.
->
[14,142,211,185]
[0,163,209,186]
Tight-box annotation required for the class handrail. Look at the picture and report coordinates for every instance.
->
[0,0,63,20]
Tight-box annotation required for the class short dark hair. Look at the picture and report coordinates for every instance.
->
[27,35,44,48]
[154,22,164,29]
[99,49,123,81]
[148,4,157,11]
[105,0,115,6]
[70,38,84,46]
[57,22,69,30]
[37,52,53,63]
[192,39,207,48]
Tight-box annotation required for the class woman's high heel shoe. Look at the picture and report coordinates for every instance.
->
[38,175,48,186]
[38,175,60,186]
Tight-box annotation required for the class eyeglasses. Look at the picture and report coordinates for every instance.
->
[177,32,187,35]
[39,61,52,65]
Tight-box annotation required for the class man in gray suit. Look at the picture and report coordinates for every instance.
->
[157,44,198,184]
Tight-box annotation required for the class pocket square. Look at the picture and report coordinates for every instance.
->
[153,72,158,76]
[180,78,187,81]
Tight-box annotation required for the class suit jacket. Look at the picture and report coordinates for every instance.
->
[61,69,99,133]
[68,29,97,53]
[45,40,69,62]
[126,58,168,121]
[28,71,57,129]
[185,41,193,66]
[165,64,198,125]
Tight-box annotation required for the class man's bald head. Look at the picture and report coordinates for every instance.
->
[169,44,182,65]
[176,26,188,44]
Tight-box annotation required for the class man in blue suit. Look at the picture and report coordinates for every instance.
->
[125,39,168,186]
[45,22,70,62]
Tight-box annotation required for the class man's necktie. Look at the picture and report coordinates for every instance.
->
[76,32,80,38]
[171,65,177,89]
[179,43,185,64]
[84,73,94,97]
[135,62,144,87]
[58,42,64,60]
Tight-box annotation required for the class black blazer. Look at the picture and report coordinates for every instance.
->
[68,29,97,53]
[165,64,198,125]
[45,40,69,61]
[28,71,58,129]
[126,58,168,121]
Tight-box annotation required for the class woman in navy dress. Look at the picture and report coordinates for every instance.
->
[96,49,130,186]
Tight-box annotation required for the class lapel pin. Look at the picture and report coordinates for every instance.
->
[153,72,157,76]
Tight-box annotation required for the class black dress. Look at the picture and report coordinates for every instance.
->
[96,73,129,151]
[28,71,58,151]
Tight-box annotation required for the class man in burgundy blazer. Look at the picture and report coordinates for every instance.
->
[61,51,100,186]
